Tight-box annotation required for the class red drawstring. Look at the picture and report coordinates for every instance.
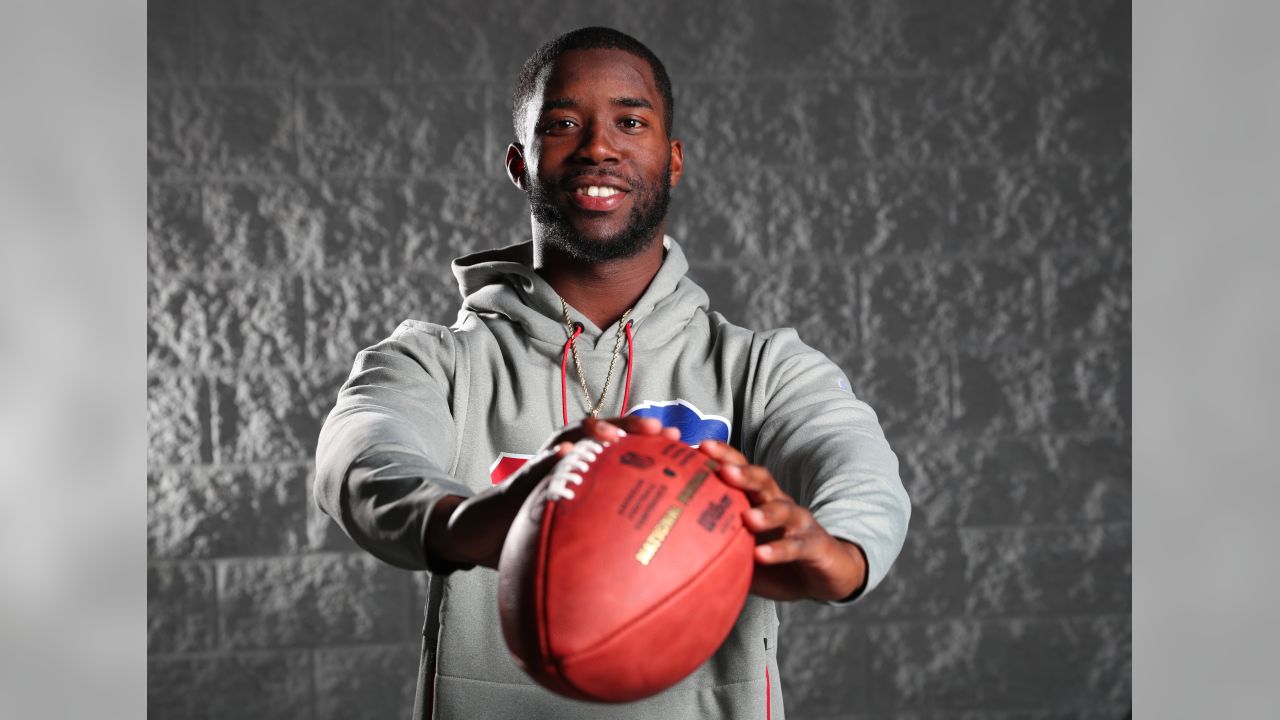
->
[765,664,771,719]
[620,321,634,414]
[559,320,636,426]
[560,322,583,426]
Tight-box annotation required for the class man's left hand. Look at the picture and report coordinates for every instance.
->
[698,440,867,602]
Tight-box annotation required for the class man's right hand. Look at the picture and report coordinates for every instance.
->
[424,416,679,570]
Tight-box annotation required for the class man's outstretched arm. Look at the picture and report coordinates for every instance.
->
[422,416,680,569]
[316,320,679,573]
[732,328,912,605]
[314,321,474,573]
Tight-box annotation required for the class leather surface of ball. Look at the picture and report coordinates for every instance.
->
[498,433,755,703]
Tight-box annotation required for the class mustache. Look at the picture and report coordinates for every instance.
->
[557,168,635,189]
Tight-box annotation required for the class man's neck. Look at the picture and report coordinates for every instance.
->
[533,233,666,331]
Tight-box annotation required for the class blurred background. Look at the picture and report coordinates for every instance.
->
[147,1,1131,717]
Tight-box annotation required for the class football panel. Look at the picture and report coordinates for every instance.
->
[557,526,756,702]
[498,483,570,692]
[544,443,751,658]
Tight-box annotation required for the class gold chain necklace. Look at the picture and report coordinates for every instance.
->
[561,297,632,419]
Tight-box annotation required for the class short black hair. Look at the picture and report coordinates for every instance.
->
[511,26,674,143]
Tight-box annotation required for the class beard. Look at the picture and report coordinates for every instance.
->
[526,162,672,264]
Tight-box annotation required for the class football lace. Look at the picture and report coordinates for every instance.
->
[545,439,607,501]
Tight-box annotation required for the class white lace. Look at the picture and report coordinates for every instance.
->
[545,439,607,501]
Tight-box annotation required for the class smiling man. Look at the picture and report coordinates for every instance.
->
[517,51,676,266]
[315,27,910,720]
[510,34,683,332]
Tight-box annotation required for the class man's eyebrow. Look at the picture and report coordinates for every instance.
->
[540,97,578,113]
[612,96,654,110]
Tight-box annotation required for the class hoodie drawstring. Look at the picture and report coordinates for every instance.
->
[559,320,634,426]
[621,320,634,415]
[560,323,583,426]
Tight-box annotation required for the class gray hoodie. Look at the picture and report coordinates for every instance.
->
[314,237,911,719]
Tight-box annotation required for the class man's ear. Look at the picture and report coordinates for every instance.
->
[668,139,684,190]
[506,143,528,191]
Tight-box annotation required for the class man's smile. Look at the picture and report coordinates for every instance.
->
[577,185,622,197]
[563,175,631,212]
[566,186,628,212]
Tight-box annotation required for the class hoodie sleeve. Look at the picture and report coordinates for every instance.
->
[314,320,476,573]
[748,329,911,606]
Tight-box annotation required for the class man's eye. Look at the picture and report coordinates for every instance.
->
[541,119,577,134]
[619,118,645,130]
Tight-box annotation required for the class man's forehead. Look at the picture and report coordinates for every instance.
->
[537,48,657,103]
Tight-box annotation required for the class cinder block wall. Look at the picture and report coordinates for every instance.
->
[147,1,1131,718]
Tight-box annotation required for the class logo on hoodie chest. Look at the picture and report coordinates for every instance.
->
[487,399,732,484]
[624,399,731,447]
[489,452,536,485]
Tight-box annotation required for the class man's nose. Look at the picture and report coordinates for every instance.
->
[573,120,620,164]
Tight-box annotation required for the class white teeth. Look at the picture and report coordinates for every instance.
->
[580,186,620,197]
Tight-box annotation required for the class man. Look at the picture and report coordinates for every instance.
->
[315,26,910,720]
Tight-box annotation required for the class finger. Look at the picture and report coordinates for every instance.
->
[719,463,787,505]
[743,499,802,533]
[600,416,664,435]
[660,426,681,441]
[583,417,631,442]
[541,425,588,450]
[754,533,811,565]
[744,465,787,502]
[541,417,644,451]
[698,439,749,466]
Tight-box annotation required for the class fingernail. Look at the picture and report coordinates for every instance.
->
[748,509,765,524]
[615,427,627,437]
[757,545,773,560]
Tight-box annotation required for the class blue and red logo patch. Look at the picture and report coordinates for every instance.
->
[624,399,730,447]
[487,399,731,484]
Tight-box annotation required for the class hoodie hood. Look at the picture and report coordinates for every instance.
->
[451,236,710,351]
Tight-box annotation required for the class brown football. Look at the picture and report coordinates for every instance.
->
[497,433,754,703]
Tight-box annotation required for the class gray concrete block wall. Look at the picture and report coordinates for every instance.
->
[148,1,1131,717]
